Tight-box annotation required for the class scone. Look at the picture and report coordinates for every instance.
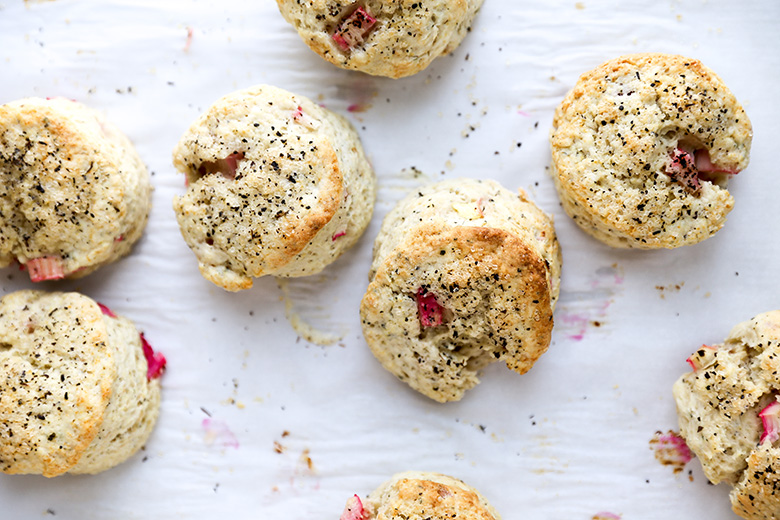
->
[550,53,752,249]
[0,97,152,280]
[276,0,484,78]
[339,471,500,520]
[673,311,780,520]
[0,291,165,477]
[360,178,561,402]
[172,85,376,291]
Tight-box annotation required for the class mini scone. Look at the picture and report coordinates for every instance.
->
[0,97,152,281]
[0,291,165,477]
[673,311,780,520]
[276,0,484,79]
[550,53,752,249]
[339,471,500,520]
[172,84,376,291]
[360,178,560,403]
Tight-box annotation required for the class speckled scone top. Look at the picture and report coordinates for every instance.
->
[361,179,561,402]
[0,97,152,280]
[276,0,484,78]
[551,53,752,249]
[0,291,161,477]
[365,471,500,520]
[172,84,376,291]
[673,311,780,520]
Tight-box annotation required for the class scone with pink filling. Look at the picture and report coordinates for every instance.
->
[0,290,165,477]
[0,97,151,281]
[361,179,560,402]
[276,0,484,78]
[172,84,375,291]
[673,311,780,519]
[339,471,500,520]
[551,53,752,248]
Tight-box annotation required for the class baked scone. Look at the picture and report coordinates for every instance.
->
[0,97,152,280]
[172,84,376,291]
[550,53,752,249]
[276,0,484,78]
[339,471,500,520]
[0,291,165,477]
[360,178,561,402]
[673,311,780,520]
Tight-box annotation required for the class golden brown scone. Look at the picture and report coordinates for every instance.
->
[551,53,752,249]
[361,179,560,402]
[339,471,500,520]
[276,0,484,78]
[172,84,376,291]
[0,97,151,280]
[673,311,780,520]
[0,291,164,477]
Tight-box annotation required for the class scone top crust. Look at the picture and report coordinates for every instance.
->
[365,471,500,520]
[673,311,780,520]
[551,53,752,249]
[173,85,353,291]
[0,291,114,477]
[276,0,484,78]
[0,97,151,278]
[361,179,560,402]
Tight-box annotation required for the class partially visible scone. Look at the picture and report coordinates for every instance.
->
[340,471,500,520]
[361,178,561,402]
[276,0,484,78]
[673,311,780,520]
[0,291,165,477]
[0,97,152,280]
[172,84,376,291]
[551,53,752,249]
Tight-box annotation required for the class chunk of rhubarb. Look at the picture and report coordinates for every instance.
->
[340,495,367,520]
[332,231,347,241]
[694,148,739,175]
[666,147,701,195]
[197,152,244,180]
[332,7,376,51]
[26,256,65,282]
[292,106,320,130]
[140,333,167,380]
[416,288,444,327]
[685,344,717,372]
[97,302,117,318]
[759,399,780,444]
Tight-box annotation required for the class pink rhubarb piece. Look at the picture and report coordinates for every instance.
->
[140,333,167,380]
[26,256,65,282]
[759,399,780,444]
[332,7,376,51]
[97,302,117,318]
[340,495,367,520]
[416,288,444,327]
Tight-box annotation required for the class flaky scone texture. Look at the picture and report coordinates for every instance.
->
[276,0,484,78]
[551,53,752,249]
[673,311,780,520]
[173,84,376,291]
[0,97,151,278]
[361,179,560,402]
[363,471,500,520]
[0,291,161,477]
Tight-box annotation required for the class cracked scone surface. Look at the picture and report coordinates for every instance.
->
[276,0,484,78]
[359,471,500,520]
[673,311,780,520]
[0,97,151,279]
[360,179,560,402]
[172,84,376,291]
[0,291,161,477]
[550,53,752,249]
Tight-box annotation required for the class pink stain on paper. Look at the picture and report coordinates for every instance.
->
[202,418,239,449]
[557,265,623,341]
[650,430,693,474]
